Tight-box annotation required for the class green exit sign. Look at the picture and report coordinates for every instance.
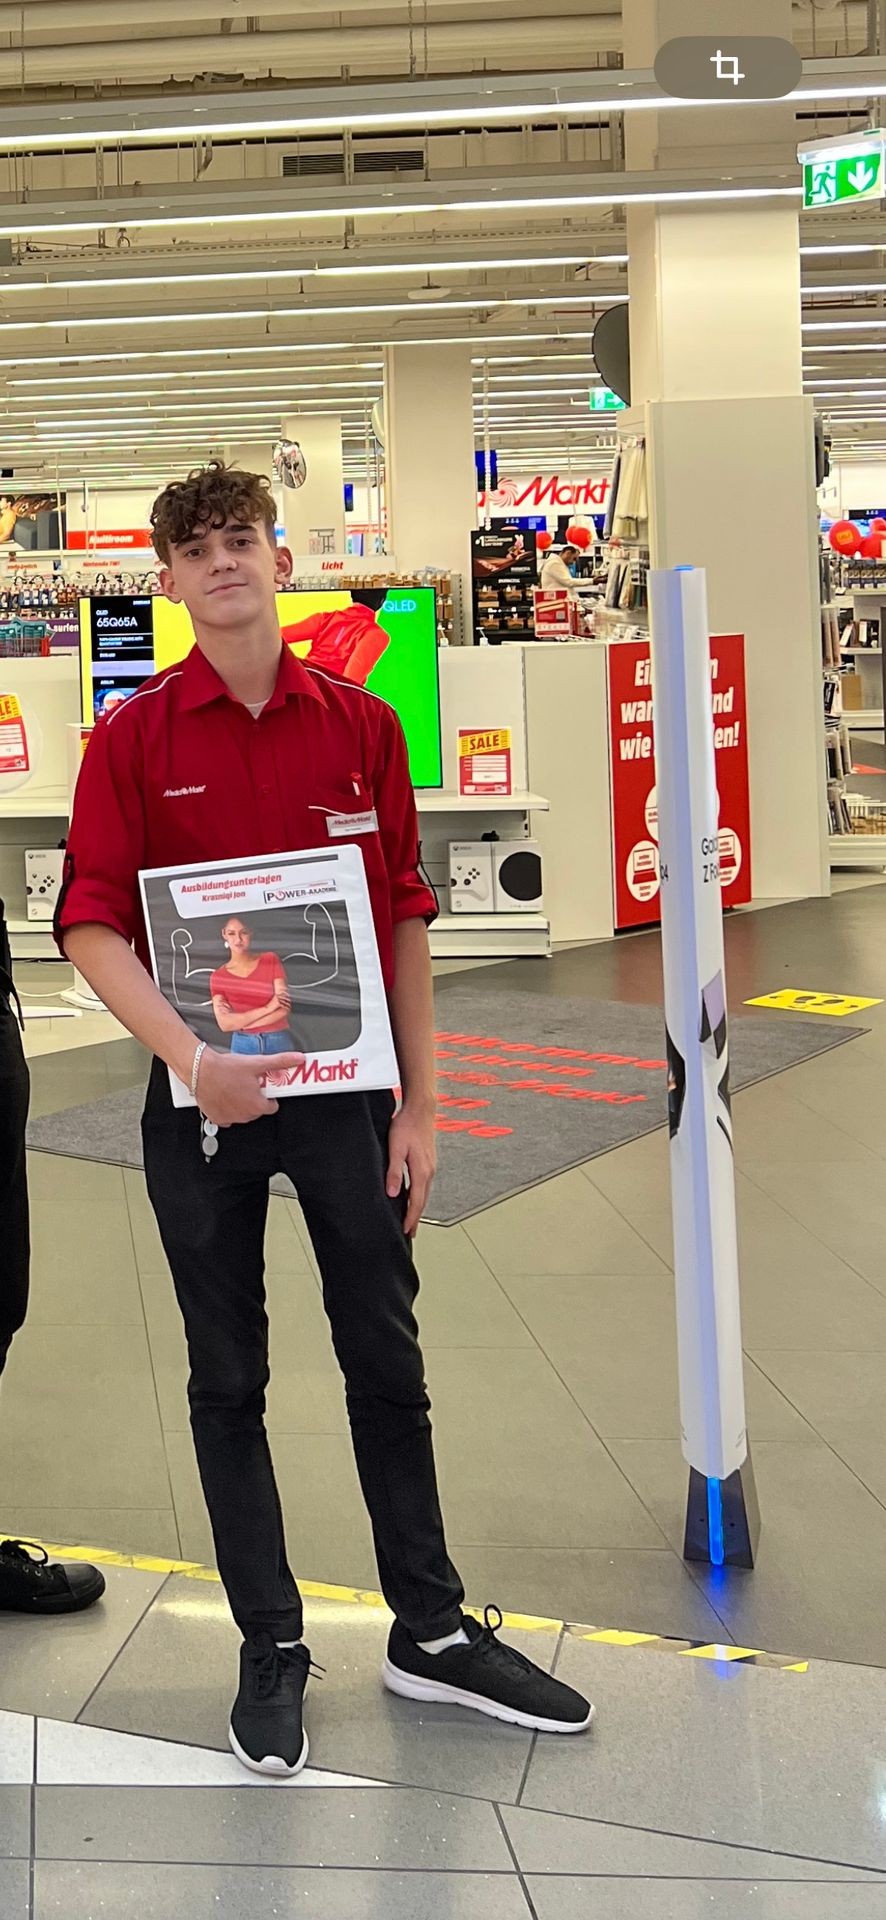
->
[801,135,885,209]
[589,388,626,411]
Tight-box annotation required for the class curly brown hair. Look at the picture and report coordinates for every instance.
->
[151,461,276,564]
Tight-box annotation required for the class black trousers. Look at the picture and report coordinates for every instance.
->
[142,1060,465,1643]
[0,1003,30,1377]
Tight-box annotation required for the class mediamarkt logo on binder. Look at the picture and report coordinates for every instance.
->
[138,844,397,1108]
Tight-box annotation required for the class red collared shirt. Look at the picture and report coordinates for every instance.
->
[56,643,437,992]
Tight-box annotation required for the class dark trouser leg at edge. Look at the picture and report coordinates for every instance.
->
[0,1006,31,1379]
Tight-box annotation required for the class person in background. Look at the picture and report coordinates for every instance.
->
[281,587,391,687]
[539,543,580,597]
[0,899,106,1616]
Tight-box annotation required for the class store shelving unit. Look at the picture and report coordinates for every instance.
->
[825,575,886,870]
[417,787,551,959]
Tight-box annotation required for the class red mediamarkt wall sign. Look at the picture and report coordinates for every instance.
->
[608,634,752,931]
[479,473,612,513]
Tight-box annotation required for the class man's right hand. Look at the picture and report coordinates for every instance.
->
[195,1046,305,1125]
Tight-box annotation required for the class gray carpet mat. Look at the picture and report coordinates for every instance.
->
[27,988,864,1224]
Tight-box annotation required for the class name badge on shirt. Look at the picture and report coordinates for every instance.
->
[326,808,379,839]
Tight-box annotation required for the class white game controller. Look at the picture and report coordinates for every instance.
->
[450,861,492,907]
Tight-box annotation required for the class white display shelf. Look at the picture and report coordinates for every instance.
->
[841,646,883,656]
[416,790,548,813]
[0,793,69,819]
[7,917,60,960]
[829,834,886,870]
[429,910,550,960]
[842,710,884,729]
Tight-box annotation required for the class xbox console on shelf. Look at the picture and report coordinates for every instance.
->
[448,839,545,914]
[448,842,494,913]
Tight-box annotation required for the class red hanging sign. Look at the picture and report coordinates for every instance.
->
[608,634,751,931]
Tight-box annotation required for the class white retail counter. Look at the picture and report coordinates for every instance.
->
[0,644,619,963]
[421,644,615,957]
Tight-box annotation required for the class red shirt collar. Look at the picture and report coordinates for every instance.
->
[179,641,328,714]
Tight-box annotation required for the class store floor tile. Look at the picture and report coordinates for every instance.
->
[446,1543,729,1642]
[0,1507,181,1559]
[501,1807,886,1881]
[0,1788,32,1858]
[0,1566,168,1719]
[521,1636,886,1868]
[609,1436,886,1668]
[34,1782,512,1869]
[33,1863,531,1920]
[0,1320,171,1511]
[464,1169,670,1277]
[0,1861,29,1916]
[526,1882,886,1918]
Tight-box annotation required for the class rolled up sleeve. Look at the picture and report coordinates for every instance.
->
[54,713,146,957]
[374,707,438,927]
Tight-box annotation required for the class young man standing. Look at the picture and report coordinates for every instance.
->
[57,463,593,1776]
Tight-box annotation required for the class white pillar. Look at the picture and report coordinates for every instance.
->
[622,0,828,902]
[280,415,344,554]
[224,441,276,485]
[384,345,475,578]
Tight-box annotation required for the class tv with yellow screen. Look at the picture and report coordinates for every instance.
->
[79,586,443,788]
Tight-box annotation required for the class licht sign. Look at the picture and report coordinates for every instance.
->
[800,131,886,209]
[480,472,612,512]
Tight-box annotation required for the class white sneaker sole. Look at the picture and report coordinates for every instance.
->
[382,1659,595,1735]
[228,1723,310,1778]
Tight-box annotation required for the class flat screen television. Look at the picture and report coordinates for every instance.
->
[79,585,443,788]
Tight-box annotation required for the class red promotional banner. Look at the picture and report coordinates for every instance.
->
[68,529,153,550]
[608,634,751,931]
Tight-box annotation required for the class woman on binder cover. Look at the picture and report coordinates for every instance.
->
[210,916,294,1057]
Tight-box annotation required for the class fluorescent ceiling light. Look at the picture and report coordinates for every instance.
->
[0,332,599,372]
[0,254,599,297]
[0,294,627,336]
[0,185,799,241]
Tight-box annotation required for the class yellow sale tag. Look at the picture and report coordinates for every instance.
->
[0,692,21,724]
[746,989,882,1018]
[458,727,511,756]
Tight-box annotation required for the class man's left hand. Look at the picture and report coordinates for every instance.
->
[386,1101,437,1237]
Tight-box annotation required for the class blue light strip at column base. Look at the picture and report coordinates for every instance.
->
[684,1449,761,1569]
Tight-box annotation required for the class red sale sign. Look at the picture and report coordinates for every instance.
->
[608,634,751,930]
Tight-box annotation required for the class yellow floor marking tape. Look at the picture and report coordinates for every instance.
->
[11,1538,807,1672]
[746,989,882,1018]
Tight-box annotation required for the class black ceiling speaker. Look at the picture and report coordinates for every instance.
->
[592,305,631,405]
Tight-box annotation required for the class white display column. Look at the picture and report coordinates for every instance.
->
[280,415,344,554]
[224,442,276,484]
[384,345,475,578]
[622,0,828,903]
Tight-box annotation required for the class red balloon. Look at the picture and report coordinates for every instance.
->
[536,529,553,551]
[565,522,592,549]
[829,520,863,556]
[871,518,886,533]
[862,532,885,559]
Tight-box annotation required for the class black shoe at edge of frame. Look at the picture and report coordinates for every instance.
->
[0,1539,106,1615]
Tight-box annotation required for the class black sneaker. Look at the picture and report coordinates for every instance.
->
[383,1605,595,1735]
[229,1632,312,1778]
[0,1539,106,1615]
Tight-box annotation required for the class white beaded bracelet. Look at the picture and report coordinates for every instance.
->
[190,1039,207,1102]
